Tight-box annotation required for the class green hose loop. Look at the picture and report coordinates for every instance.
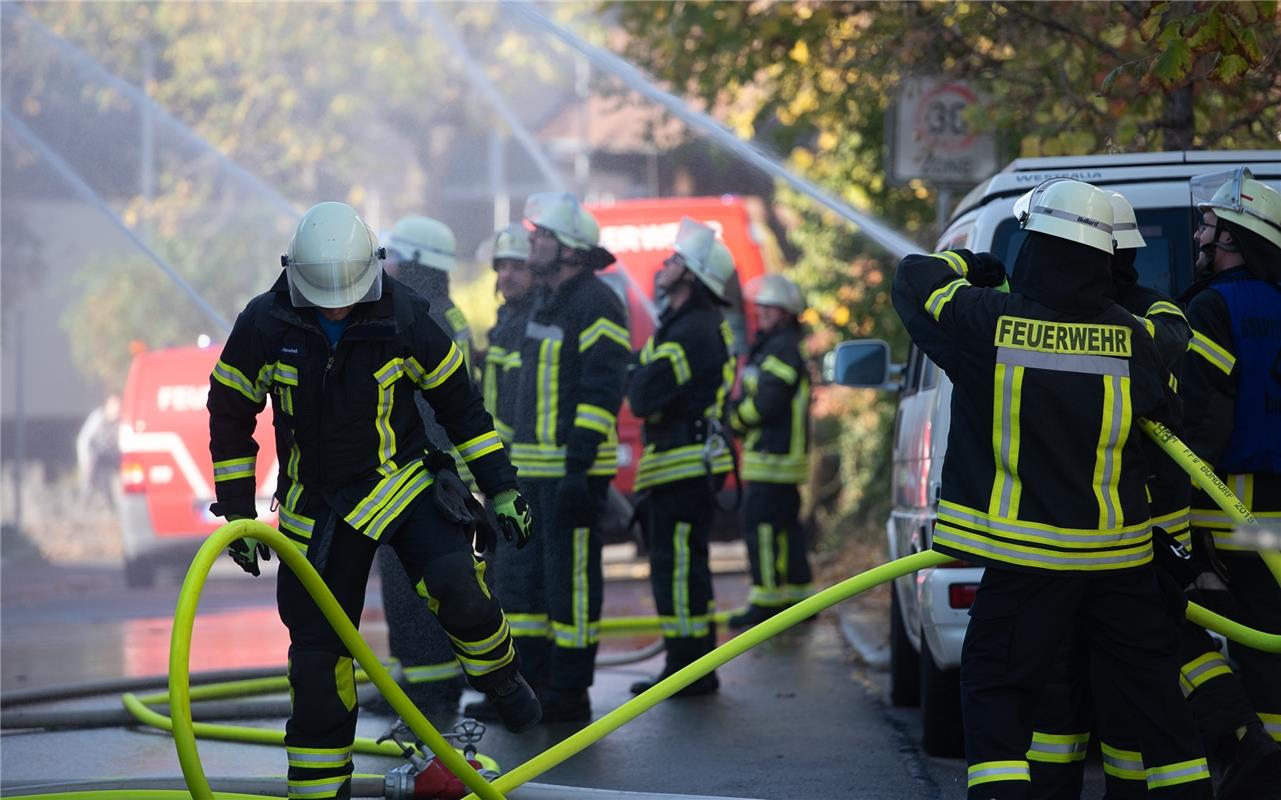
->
[171,520,505,800]
[465,549,954,799]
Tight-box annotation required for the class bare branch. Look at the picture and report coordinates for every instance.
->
[996,1,1123,61]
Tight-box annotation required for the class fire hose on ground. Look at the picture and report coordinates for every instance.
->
[3,421,1278,800]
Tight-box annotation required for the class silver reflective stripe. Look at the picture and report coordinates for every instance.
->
[286,746,352,765]
[288,776,349,798]
[1100,374,1124,528]
[1146,759,1211,788]
[968,763,1030,783]
[997,347,1130,377]
[1032,204,1113,234]
[526,321,564,341]
[404,662,464,683]
[939,506,1150,545]
[934,526,1151,568]
[996,365,1017,517]
[458,431,501,460]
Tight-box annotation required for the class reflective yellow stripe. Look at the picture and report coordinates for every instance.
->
[1145,758,1210,790]
[652,341,692,385]
[287,745,353,769]
[737,397,762,426]
[510,441,617,478]
[457,430,504,462]
[925,278,969,320]
[448,618,512,656]
[572,526,591,647]
[212,456,256,483]
[536,338,562,444]
[1091,375,1130,529]
[761,355,798,385]
[934,522,1152,571]
[741,451,808,483]
[939,502,1151,548]
[1101,742,1146,781]
[421,342,464,389]
[1146,300,1186,320]
[634,444,732,490]
[574,403,617,435]
[759,522,776,592]
[671,521,697,636]
[1027,731,1091,764]
[334,656,355,712]
[374,365,398,465]
[579,317,630,351]
[988,363,1024,519]
[456,640,517,677]
[363,469,435,541]
[212,359,264,403]
[1188,329,1234,375]
[967,760,1030,788]
[1260,712,1281,743]
[1134,314,1156,338]
[289,776,350,799]
[403,661,464,683]
[506,613,551,638]
[1150,506,1190,536]
[931,250,969,276]
[1179,650,1232,696]
[344,461,425,530]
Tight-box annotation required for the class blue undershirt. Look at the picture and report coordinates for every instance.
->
[314,311,349,349]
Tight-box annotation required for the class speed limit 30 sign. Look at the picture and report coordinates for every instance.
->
[890,77,997,186]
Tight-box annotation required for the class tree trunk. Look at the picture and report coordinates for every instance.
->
[1159,85,1195,150]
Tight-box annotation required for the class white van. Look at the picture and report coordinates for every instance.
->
[828,150,1281,757]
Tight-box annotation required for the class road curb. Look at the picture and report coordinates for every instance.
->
[837,607,890,670]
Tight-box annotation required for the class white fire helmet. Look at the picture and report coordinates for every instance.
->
[283,202,384,309]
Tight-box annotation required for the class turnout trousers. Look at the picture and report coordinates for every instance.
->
[1180,551,1281,750]
[491,475,606,691]
[961,566,1210,800]
[741,482,813,610]
[278,493,518,800]
[643,478,717,670]
[376,548,465,713]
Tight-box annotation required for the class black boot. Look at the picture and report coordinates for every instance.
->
[1218,724,1281,800]
[479,673,541,733]
[538,687,591,723]
[727,604,780,630]
[629,668,719,697]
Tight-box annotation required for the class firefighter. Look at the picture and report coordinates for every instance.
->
[208,202,540,800]
[892,179,1210,799]
[467,192,628,724]
[727,274,814,630]
[1177,167,1281,797]
[480,223,535,445]
[374,215,474,717]
[625,218,737,695]
[1028,189,1193,800]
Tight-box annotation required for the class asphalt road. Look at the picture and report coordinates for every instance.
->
[0,550,974,798]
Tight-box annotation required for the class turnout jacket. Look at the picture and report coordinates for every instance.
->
[1115,276,1193,543]
[482,297,535,444]
[627,296,735,491]
[208,273,516,551]
[734,324,811,485]
[1181,265,1281,550]
[892,249,1170,573]
[511,269,630,479]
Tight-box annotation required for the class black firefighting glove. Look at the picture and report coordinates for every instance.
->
[556,471,600,529]
[954,249,1009,291]
[1151,525,1197,591]
[493,490,533,549]
[225,515,270,577]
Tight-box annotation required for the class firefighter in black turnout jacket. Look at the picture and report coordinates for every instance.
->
[892,180,1211,800]
[1027,189,1195,800]
[374,215,474,716]
[481,223,535,445]
[208,203,539,800]
[728,274,814,629]
[626,218,737,695]
[1178,168,1281,796]
[469,192,629,724]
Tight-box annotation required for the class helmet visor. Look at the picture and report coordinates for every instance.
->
[1192,167,1250,214]
[286,257,383,308]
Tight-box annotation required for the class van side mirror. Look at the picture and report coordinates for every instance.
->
[822,339,902,390]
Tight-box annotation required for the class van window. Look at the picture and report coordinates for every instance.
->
[990,207,1193,298]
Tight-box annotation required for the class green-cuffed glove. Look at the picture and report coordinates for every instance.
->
[225,515,270,577]
[493,490,533,550]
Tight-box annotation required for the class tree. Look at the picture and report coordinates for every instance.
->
[611,0,1280,534]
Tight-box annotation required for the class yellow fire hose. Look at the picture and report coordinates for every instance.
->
[1139,419,1281,586]
[14,418,1276,800]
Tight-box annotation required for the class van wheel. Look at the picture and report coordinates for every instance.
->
[889,588,920,707]
[124,557,157,589]
[920,631,965,757]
